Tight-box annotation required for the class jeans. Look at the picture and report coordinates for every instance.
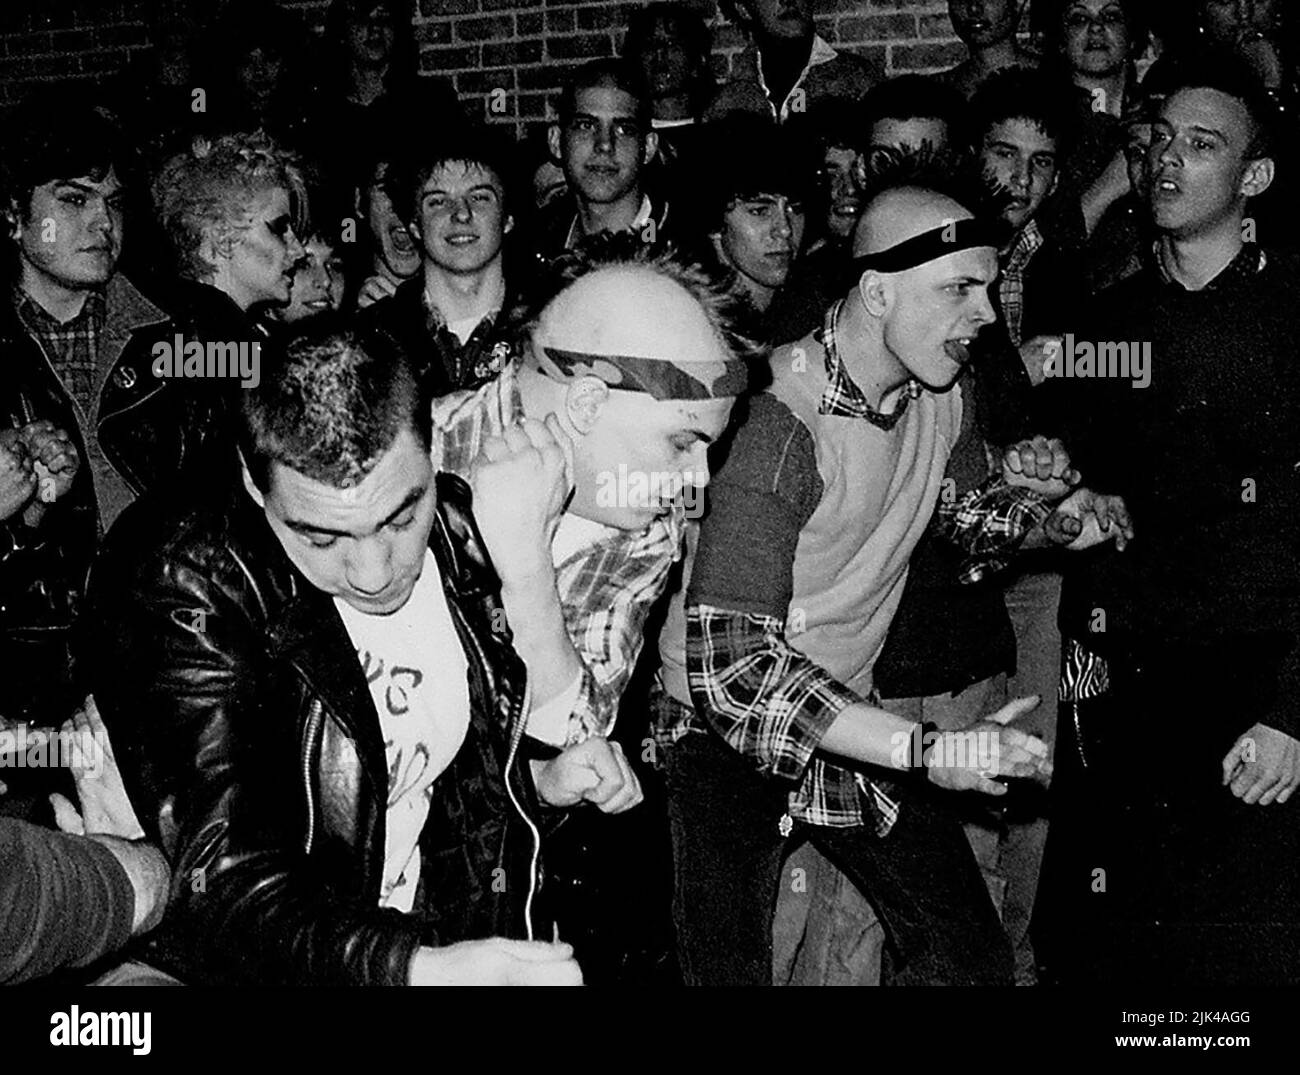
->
[664,729,1013,986]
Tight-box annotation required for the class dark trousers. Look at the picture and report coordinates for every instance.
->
[1041,639,1300,985]
[663,729,1013,986]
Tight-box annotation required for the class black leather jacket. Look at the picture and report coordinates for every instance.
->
[78,473,548,985]
[1,274,228,721]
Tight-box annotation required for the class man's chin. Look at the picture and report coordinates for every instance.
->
[340,585,415,616]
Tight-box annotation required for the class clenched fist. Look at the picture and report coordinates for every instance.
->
[17,419,79,503]
[470,414,574,585]
[1002,435,1080,502]
[0,428,37,522]
[533,736,643,813]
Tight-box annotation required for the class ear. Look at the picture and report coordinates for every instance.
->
[547,124,563,164]
[1241,156,1275,200]
[504,212,515,236]
[858,270,890,318]
[710,230,727,265]
[238,448,267,510]
[564,376,609,435]
[642,130,659,166]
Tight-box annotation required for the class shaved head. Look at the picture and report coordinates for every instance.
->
[853,185,973,258]
[535,264,730,365]
[519,259,740,530]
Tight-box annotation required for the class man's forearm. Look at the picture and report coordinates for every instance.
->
[499,566,584,710]
[87,835,171,935]
[817,701,920,772]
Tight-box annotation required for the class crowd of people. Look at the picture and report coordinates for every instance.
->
[2,0,1300,988]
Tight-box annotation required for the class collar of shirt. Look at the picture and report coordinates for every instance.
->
[755,34,837,121]
[15,286,107,334]
[816,301,920,429]
[565,194,655,250]
[1153,240,1266,293]
[1002,218,1044,273]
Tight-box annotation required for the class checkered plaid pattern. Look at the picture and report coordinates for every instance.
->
[433,360,687,746]
[998,220,1044,349]
[15,288,106,421]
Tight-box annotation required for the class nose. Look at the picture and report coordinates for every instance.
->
[87,198,113,237]
[344,537,394,597]
[684,445,711,489]
[450,196,472,223]
[772,205,794,240]
[284,227,306,261]
[593,122,615,155]
[970,287,995,327]
[1010,157,1031,191]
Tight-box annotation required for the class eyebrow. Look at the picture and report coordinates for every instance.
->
[55,179,123,197]
[283,486,427,539]
[1155,121,1227,141]
[422,183,500,198]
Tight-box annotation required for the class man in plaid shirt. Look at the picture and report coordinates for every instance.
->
[431,240,756,767]
[654,161,1129,986]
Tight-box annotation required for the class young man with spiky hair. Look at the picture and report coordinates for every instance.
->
[653,152,1128,986]
[358,126,522,397]
[1044,52,1300,985]
[79,321,639,986]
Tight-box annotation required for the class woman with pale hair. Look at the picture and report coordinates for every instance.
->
[152,131,308,339]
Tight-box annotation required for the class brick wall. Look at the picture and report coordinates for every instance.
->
[0,1,1016,128]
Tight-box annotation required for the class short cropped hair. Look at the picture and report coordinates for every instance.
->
[384,124,517,227]
[240,318,431,493]
[1142,48,1279,161]
[525,231,766,370]
[966,68,1076,155]
[0,89,135,227]
[152,132,307,282]
[554,58,653,130]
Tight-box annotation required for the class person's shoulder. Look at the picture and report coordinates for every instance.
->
[713,390,815,492]
[94,480,282,608]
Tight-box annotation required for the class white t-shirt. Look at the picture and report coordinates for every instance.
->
[334,550,470,912]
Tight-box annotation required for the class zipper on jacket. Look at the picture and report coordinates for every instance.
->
[301,699,324,855]
[502,680,541,941]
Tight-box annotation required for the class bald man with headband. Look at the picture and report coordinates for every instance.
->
[431,242,752,802]
[653,169,1130,985]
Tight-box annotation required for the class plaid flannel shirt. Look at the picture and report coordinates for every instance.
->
[433,360,687,745]
[670,475,1054,832]
[15,288,106,422]
[998,219,1044,349]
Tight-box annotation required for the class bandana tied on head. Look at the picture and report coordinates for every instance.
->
[850,217,1002,276]
[533,343,749,401]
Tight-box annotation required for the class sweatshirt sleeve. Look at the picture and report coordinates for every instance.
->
[0,819,135,984]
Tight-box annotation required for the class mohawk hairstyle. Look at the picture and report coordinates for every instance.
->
[854,143,1011,241]
[239,317,431,493]
[524,231,767,372]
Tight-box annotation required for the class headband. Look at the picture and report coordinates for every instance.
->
[537,346,749,401]
[850,218,1001,275]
